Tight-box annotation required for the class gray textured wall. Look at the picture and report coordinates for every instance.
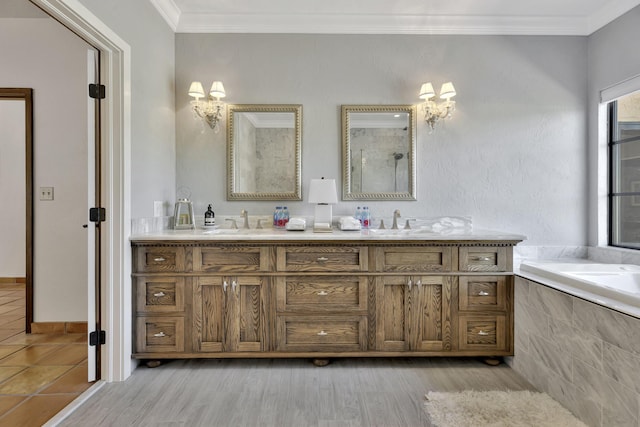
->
[587,5,640,246]
[176,34,588,246]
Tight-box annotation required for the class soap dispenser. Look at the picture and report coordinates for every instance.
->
[204,204,215,227]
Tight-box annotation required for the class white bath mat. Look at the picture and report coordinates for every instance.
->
[423,390,587,427]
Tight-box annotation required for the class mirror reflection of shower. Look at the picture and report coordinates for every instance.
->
[393,152,405,192]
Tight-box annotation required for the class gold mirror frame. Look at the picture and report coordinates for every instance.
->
[342,105,417,200]
[227,104,302,200]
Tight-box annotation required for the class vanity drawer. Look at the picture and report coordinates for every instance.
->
[276,276,368,312]
[135,246,185,273]
[277,246,368,272]
[459,246,508,272]
[276,316,367,352]
[458,315,507,352]
[376,247,452,272]
[193,246,270,273]
[136,276,185,313]
[136,316,185,353]
[459,276,507,311]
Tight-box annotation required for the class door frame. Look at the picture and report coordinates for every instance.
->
[30,0,132,382]
[0,88,33,333]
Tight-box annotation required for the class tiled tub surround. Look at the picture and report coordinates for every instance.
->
[510,274,640,427]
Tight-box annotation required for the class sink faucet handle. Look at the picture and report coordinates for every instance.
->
[404,218,416,230]
[379,219,386,229]
[225,218,238,229]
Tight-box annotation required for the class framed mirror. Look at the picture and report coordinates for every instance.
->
[227,104,302,200]
[342,105,417,200]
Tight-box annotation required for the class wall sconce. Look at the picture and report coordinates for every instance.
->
[308,177,338,233]
[418,81,456,130]
[188,80,226,133]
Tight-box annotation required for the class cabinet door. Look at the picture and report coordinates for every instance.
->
[229,276,266,352]
[193,276,226,352]
[193,276,266,353]
[375,276,453,352]
[375,276,410,351]
[410,276,453,351]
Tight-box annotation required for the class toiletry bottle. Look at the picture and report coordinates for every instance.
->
[283,206,290,226]
[274,207,281,227]
[355,206,362,224]
[362,207,370,229]
[204,204,215,226]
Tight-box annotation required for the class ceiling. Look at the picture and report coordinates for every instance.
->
[151,0,640,35]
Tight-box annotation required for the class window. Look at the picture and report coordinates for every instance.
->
[609,92,640,249]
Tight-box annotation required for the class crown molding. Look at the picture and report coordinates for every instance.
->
[174,13,591,35]
[150,0,180,32]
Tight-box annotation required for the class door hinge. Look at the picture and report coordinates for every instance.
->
[89,330,106,346]
[89,207,106,223]
[88,83,106,99]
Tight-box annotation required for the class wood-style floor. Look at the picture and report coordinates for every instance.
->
[0,282,93,426]
[60,356,536,426]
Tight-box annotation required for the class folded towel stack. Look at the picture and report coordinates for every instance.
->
[339,216,361,230]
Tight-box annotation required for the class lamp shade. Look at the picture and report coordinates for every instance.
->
[439,82,456,99]
[188,81,205,99]
[419,82,435,100]
[209,81,226,99]
[308,178,338,204]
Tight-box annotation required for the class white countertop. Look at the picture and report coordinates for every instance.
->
[130,227,526,242]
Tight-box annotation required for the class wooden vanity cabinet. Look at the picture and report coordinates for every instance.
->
[132,240,516,360]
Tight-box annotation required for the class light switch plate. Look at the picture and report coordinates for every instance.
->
[40,187,54,201]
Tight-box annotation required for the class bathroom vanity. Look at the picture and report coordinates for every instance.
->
[130,229,523,363]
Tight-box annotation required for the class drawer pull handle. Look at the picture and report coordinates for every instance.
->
[153,257,166,262]
[153,292,166,297]
[478,291,490,296]
[472,256,492,262]
[317,257,329,262]
[478,330,489,336]
[317,291,329,296]
[153,332,166,337]
[223,281,229,292]
[317,330,328,336]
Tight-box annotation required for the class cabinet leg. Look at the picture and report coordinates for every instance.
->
[482,357,502,366]
[146,360,162,368]
[312,358,330,367]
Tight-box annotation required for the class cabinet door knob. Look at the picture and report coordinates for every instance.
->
[478,291,490,296]
[153,291,166,297]
[153,332,166,337]
[153,257,166,262]
[317,291,329,296]
[417,279,422,288]
[317,330,328,336]
[223,281,229,292]
[407,279,412,290]
[232,280,238,292]
[478,330,489,336]
[317,257,329,262]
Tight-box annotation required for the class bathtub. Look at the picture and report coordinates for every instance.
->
[518,260,640,319]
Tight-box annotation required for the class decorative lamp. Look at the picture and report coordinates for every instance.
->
[308,177,338,232]
[189,80,226,133]
[419,81,456,130]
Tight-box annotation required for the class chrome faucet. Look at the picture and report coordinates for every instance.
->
[240,209,250,229]
[391,210,401,230]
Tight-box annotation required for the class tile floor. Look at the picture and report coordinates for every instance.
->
[0,283,93,426]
